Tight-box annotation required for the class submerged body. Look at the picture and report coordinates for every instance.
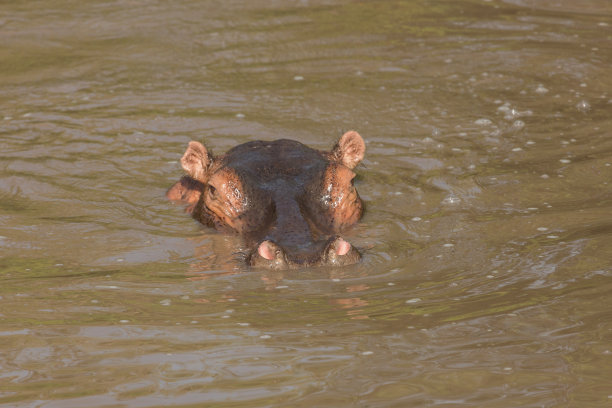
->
[167,131,366,269]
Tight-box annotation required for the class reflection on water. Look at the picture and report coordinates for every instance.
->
[2,0,612,406]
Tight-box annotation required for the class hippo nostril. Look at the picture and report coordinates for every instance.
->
[251,240,289,269]
[324,236,361,266]
[257,240,277,260]
[335,238,351,256]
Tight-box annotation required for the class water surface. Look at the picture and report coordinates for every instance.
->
[2,0,612,406]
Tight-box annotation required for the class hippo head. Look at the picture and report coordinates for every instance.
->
[167,131,366,269]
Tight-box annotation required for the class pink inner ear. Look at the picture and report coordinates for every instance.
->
[258,241,276,260]
[181,141,211,182]
[336,238,351,256]
[336,131,365,169]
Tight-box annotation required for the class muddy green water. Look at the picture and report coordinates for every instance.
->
[2,0,612,407]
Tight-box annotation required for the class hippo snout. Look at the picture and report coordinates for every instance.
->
[249,236,361,269]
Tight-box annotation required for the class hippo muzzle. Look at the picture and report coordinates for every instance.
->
[249,236,361,270]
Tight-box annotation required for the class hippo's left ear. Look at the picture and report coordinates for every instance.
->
[331,130,365,169]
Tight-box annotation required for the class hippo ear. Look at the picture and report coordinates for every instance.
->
[180,141,213,182]
[332,131,365,169]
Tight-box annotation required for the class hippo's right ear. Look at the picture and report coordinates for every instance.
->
[331,131,365,169]
[180,141,213,182]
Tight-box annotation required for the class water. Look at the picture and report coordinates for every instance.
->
[2,0,612,406]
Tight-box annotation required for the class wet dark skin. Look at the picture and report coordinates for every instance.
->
[167,131,366,269]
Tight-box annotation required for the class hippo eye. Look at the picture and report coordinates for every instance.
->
[208,185,217,198]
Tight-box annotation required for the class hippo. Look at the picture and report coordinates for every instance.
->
[167,131,366,269]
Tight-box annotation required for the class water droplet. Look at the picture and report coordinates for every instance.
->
[576,100,591,112]
[443,243,454,248]
[406,298,422,304]
[497,104,511,113]
[475,118,492,126]
[411,217,422,221]
[512,120,525,130]
[442,195,461,205]
[559,159,571,164]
